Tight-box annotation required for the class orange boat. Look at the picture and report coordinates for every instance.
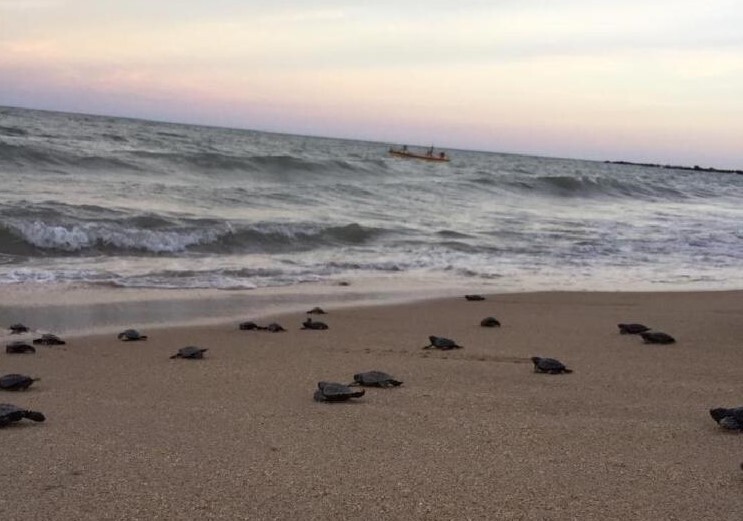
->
[388,146,450,162]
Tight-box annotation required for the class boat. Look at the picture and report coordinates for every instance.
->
[388,146,450,162]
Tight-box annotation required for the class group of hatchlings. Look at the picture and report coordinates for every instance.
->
[2,296,742,471]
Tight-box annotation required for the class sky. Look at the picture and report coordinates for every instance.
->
[1,0,742,168]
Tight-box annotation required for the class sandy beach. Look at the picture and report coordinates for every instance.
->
[1,290,742,520]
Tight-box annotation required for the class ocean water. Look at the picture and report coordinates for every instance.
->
[1,106,742,294]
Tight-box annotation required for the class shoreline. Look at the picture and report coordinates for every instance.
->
[2,280,743,337]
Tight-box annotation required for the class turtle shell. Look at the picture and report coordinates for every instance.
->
[314,382,365,402]
[0,374,37,391]
[427,336,462,349]
[265,322,286,332]
[302,318,328,330]
[480,317,501,327]
[9,323,29,334]
[118,329,147,341]
[618,323,650,334]
[531,357,572,374]
[353,371,403,387]
[32,334,66,346]
[640,331,676,344]
[171,346,208,359]
[6,341,35,354]
[239,321,261,331]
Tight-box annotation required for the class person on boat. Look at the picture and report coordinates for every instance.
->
[439,151,447,159]
[402,145,408,152]
[427,146,434,156]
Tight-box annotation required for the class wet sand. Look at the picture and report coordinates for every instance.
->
[1,290,742,520]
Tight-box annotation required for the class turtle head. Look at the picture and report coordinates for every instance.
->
[530,356,541,365]
[24,411,46,422]
[709,408,729,423]
[317,381,331,391]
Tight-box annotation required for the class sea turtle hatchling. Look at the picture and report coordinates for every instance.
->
[302,318,328,330]
[32,334,66,346]
[8,323,29,334]
[313,381,365,402]
[465,295,486,301]
[170,346,208,359]
[480,316,501,327]
[531,356,573,374]
[422,336,462,350]
[618,323,651,335]
[0,403,46,427]
[239,321,262,331]
[0,374,39,391]
[640,331,676,344]
[709,407,743,430]
[265,322,286,332]
[6,341,35,354]
[351,371,403,388]
[117,329,148,341]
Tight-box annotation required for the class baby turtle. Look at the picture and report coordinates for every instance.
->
[465,294,485,301]
[239,321,262,331]
[307,307,327,314]
[265,322,286,332]
[423,336,462,350]
[9,323,29,334]
[33,334,66,346]
[0,403,46,427]
[117,329,148,341]
[618,323,651,335]
[6,341,35,354]
[0,374,38,391]
[351,371,403,388]
[480,316,501,327]
[313,381,365,402]
[302,318,328,330]
[709,407,743,430]
[170,346,208,359]
[640,331,676,344]
[531,356,573,374]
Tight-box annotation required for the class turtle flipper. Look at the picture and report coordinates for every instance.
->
[719,417,743,430]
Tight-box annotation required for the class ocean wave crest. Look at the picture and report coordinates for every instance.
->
[0,216,384,256]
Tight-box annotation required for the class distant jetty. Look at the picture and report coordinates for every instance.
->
[605,160,742,175]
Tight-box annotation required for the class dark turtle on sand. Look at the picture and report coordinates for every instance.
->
[32,334,66,346]
[423,336,462,350]
[531,356,573,374]
[313,381,365,402]
[265,322,286,332]
[640,331,676,345]
[9,323,29,334]
[117,329,148,341]
[0,403,46,427]
[302,318,328,330]
[480,316,501,327]
[351,370,403,388]
[465,295,485,301]
[6,341,35,354]
[307,307,327,314]
[239,321,262,331]
[618,323,651,335]
[709,407,743,430]
[170,346,208,359]
[0,374,38,391]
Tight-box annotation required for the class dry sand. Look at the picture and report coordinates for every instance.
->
[1,290,742,520]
